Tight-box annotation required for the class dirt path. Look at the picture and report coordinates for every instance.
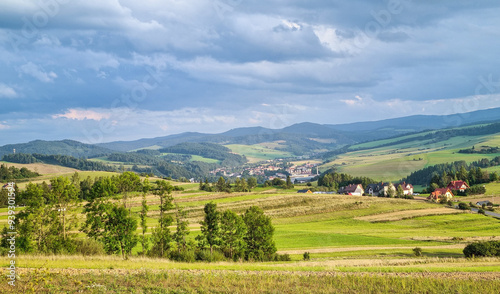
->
[278,244,466,255]
[15,267,500,281]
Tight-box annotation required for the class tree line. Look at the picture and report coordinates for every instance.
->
[317,169,376,190]
[402,157,500,186]
[2,153,113,171]
[0,173,280,262]
[0,163,40,182]
[159,142,247,167]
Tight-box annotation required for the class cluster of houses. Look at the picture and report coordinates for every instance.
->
[426,180,470,202]
[332,182,414,197]
[303,180,473,203]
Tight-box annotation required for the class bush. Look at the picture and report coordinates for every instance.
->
[169,249,196,262]
[463,241,500,257]
[478,208,486,215]
[273,253,292,261]
[413,247,423,257]
[458,202,469,210]
[303,251,310,261]
[73,239,105,256]
[195,249,227,262]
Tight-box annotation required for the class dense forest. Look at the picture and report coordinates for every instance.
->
[0,139,113,158]
[159,143,247,166]
[317,169,376,190]
[401,157,500,186]
[2,153,114,171]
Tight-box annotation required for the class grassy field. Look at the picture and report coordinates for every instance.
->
[2,170,500,292]
[225,143,293,163]
[322,133,500,181]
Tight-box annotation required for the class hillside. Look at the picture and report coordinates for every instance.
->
[95,107,500,155]
[0,139,113,158]
[321,121,500,182]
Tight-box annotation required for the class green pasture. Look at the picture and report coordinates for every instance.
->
[225,144,293,162]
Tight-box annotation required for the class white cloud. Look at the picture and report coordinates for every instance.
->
[0,84,17,98]
[18,62,57,83]
[52,109,112,121]
[0,123,10,130]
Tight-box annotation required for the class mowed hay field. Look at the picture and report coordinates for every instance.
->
[2,180,500,293]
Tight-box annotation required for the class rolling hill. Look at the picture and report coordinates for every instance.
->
[320,121,500,182]
[96,107,500,154]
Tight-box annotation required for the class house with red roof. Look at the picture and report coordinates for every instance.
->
[447,181,470,192]
[396,182,414,195]
[428,188,454,202]
[338,184,364,196]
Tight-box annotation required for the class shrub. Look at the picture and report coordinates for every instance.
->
[458,202,469,210]
[463,241,500,257]
[303,251,310,261]
[169,249,196,262]
[73,239,105,256]
[195,249,227,262]
[413,247,423,257]
[273,253,292,261]
[478,208,486,215]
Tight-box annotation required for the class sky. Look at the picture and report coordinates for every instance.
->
[1,0,500,146]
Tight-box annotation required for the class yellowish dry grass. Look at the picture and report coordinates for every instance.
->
[355,208,466,223]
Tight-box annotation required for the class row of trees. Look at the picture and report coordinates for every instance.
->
[0,164,40,182]
[2,174,278,262]
[403,158,500,186]
[199,176,259,193]
[317,170,376,190]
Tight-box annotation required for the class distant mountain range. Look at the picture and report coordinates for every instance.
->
[1,107,500,158]
[96,107,500,153]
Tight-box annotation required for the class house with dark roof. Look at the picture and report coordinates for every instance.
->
[297,189,312,194]
[447,181,470,192]
[428,188,454,202]
[338,184,364,196]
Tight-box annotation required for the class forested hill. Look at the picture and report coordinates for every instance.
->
[159,142,247,167]
[0,140,113,158]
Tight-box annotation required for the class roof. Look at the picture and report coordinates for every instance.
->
[340,184,363,193]
[447,181,470,190]
[429,188,454,199]
[297,189,312,193]
[397,182,413,190]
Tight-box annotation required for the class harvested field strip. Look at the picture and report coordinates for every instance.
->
[355,208,466,223]
[6,268,500,293]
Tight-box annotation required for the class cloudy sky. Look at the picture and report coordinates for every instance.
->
[1,0,500,145]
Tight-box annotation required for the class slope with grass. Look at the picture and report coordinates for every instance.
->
[321,123,500,181]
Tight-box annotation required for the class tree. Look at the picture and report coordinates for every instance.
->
[173,205,190,252]
[82,198,138,259]
[490,172,499,182]
[220,210,247,259]
[17,183,53,252]
[50,176,78,241]
[150,180,174,257]
[243,206,276,261]
[247,177,258,190]
[116,171,141,208]
[396,185,404,198]
[196,202,220,254]
[285,175,294,189]
[215,176,227,192]
[139,177,150,254]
